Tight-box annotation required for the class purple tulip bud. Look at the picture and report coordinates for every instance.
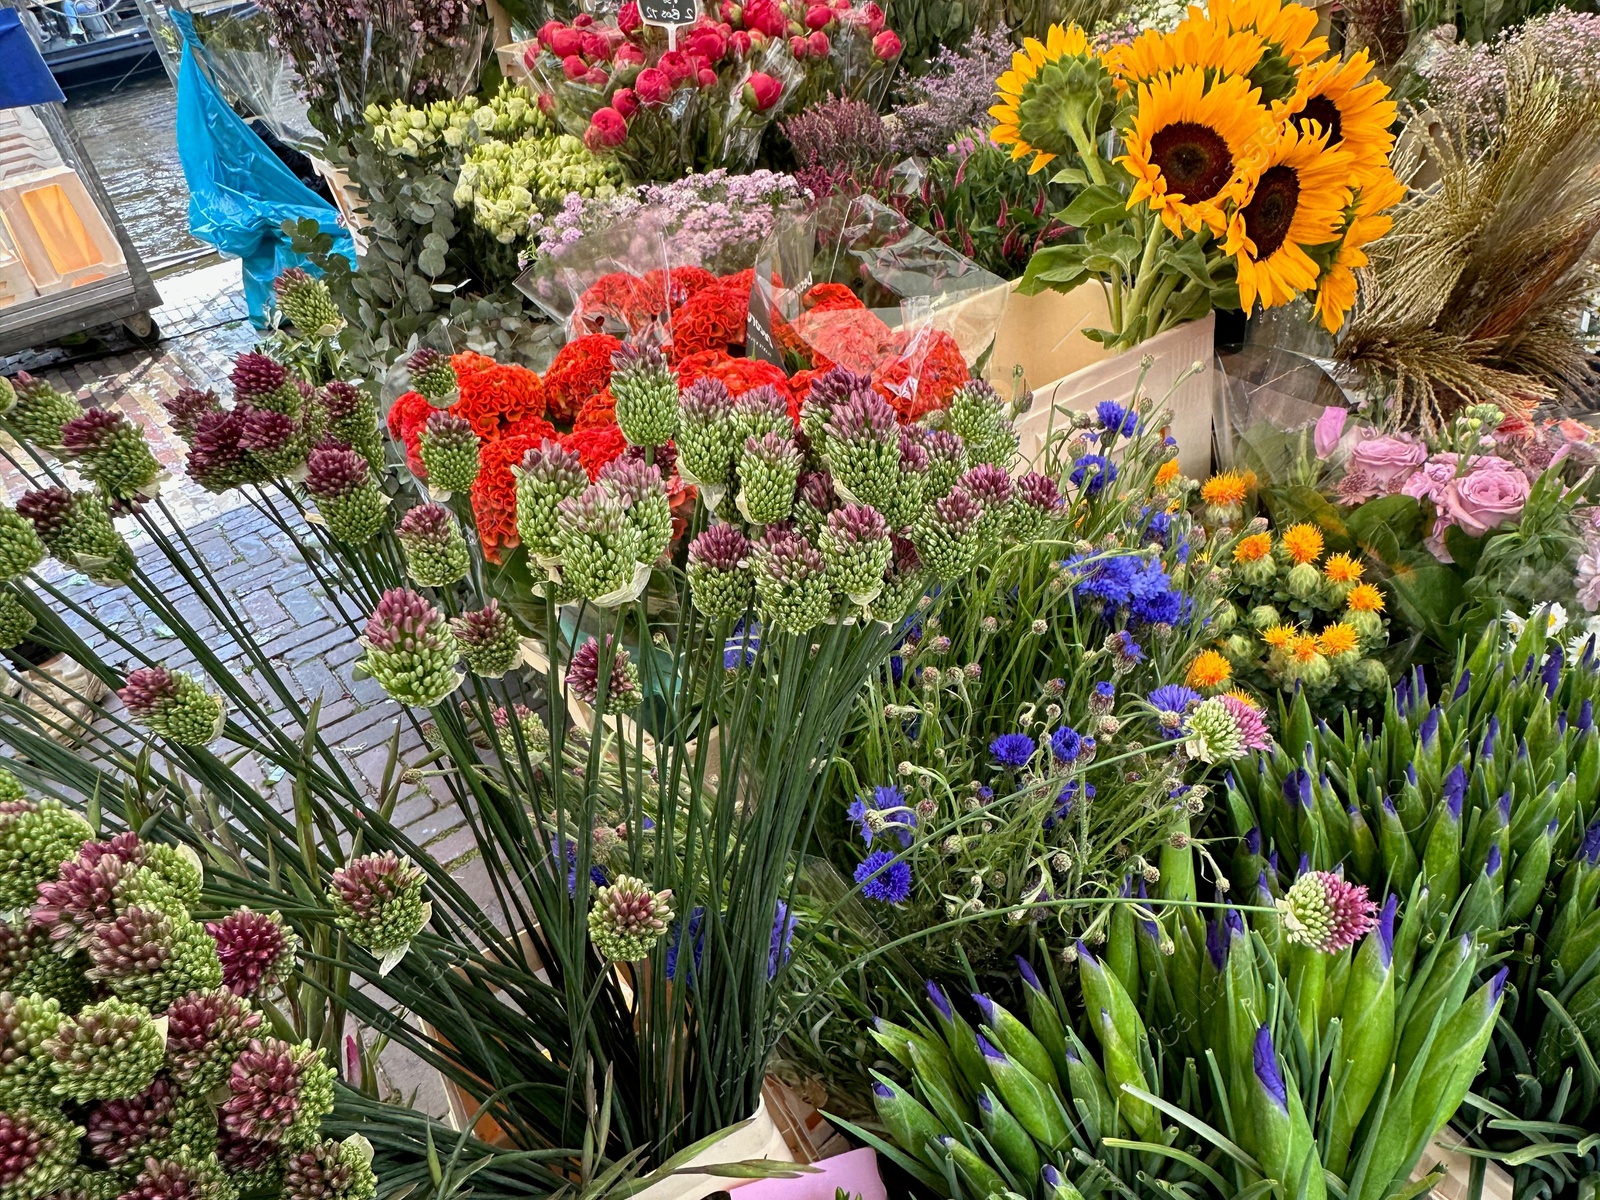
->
[1253,1026,1288,1111]
[1454,670,1471,699]
[1499,792,1511,823]
[1043,1165,1064,1188]
[1016,957,1044,992]
[1396,676,1412,714]
[1206,920,1227,970]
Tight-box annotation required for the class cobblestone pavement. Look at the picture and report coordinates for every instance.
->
[5,261,471,1113]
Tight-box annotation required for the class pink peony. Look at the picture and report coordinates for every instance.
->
[743,70,782,110]
[611,86,639,118]
[697,66,719,87]
[585,107,629,151]
[537,19,563,48]
[548,25,584,58]
[744,0,787,36]
[618,0,642,32]
[634,66,674,105]
[561,53,589,79]
[684,22,729,60]
[788,33,808,56]
[862,2,886,32]
[1439,460,1531,538]
[658,49,693,83]
[1350,432,1428,492]
[580,30,611,59]
[807,29,831,55]
[720,0,743,22]
[614,42,647,69]
[805,5,833,28]
[730,29,752,53]
[871,28,902,59]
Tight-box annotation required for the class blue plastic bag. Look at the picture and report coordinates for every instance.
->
[171,9,352,326]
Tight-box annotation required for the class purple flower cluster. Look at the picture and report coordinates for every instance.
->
[847,784,916,848]
[887,24,1017,157]
[1063,553,1189,626]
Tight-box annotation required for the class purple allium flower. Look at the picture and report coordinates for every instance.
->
[327,852,429,959]
[566,636,643,709]
[960,463,1014,510]
[1017,471,1063,513]
[899,430,930,474]
[162,387,222,440]
[1253,1025,1288,1111]
[304,445,370,500]
[83,1074,177,1164]
[1220,695,1271,751]
[237,406,296,455]
[1278,870,1380,953]
[223,1037,333,1144]
[1050,726,1084,763]
[164,988,262,1086]
[855,849,912,904]
[229,352,288,401]
[990,733,1036,768]
[847,784,915,848]
[207,908,298,997]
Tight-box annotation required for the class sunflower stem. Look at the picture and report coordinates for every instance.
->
[1117,217,1168,349]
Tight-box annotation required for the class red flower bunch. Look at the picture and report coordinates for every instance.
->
[576,273,663,336]
[802,282,863,313]
[387,391,436,477]
[794,307,896,375]
[472,433,549,563]
[451,353,548,438]
[503,413,559,444]
[560,422,629,479]
[640,265,719,311]
[668,282,750,361]
[873,328,970,420]
[574,390,618,431]
[543,333,622,426]
[675,350,800,425]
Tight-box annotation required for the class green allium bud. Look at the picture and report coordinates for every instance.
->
[396,504,470,588]
[600,458,671,564]
[870,535,924,624]
[450,602,522,679]
[912,485,982,582]
[609,346,679,448]
[0,922,84,1008]
[120,1151,235,1200]
[305,447,387,545]
[1284,561,1322,602]
[0,773,20,804]
[820,504,892,603]
[753,528,832,635]
[85,906,223,1010]
[222,1037,334,1148]
[0,799,93,912]
[492,705,548,763]
[0,509,45,581]
[406,348,458,406]
[15,488,134,583]
[553,485,645,602]
[6,373,81,448]
[283,1136,377,1200]
[513,440,587,561]
[117,668,225,747]
[0,1105,81,1200]
[731,385,791,443]
[923,431,967,500]
[821,393,899,512]
[0,991,65,1106]
[676,378,737,487]
[317,383,382,473]
[50,997,166,1102]
[358,589,462,709]
[0,591,34,651]
[686,525,753,621]
[328,853,429,969]
[417,412,479,494]
[736,433,801,526]
[230,353,303,419]
[587,875,673,962]
[164,989,262,1089]
[0,377,13,415]
[947,381,1013,466]
[60,409,163,504]
[273,269,344,337]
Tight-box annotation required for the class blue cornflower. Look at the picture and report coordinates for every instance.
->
[1069,454,1118,496]
[665,906,706,980]
[1050,726,1083,763]
[847,784,916,848]
[1043,780,1095,829]
[1109,630,1146,666]
[553,836,609,896]
[990,733,1036,768]
[977,785,995,802]
[1096,401,1139,437]
[1149,684,1201,713]
[856,850,913,904]
[1142,507,1172,547]
[769,900,796,979]
[724,618,761,669]
[1095,681,1116,700]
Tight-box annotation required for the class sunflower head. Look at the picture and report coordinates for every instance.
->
[1280,522,1323,565]
[991,25,1117,176]
[1346,582,1385,613]
[1185,0,1329,104]
[1312,167,1405,334]
[1281,49,1398,173]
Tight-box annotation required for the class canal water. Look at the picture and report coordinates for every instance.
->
[66,76,203,266]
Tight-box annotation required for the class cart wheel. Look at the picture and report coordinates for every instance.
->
[121,313,160,344]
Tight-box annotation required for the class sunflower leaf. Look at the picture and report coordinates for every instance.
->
[1058,184,1130,228]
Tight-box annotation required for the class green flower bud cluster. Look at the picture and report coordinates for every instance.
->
[587,876,673,963]
[357,589,462,709]
[118,667,226,747]
[452,602,523,679]
[0,508,44,581]
[417,412,479,492]
[272,269,344,338]
[0,798,93,912]
[59,409,163,506]
[327,853,430,970]
[364,95,479,157]
[454,134,621,243]
[610,347,679,449]
[4,373,81,449]
[0,589,35,651]
[15,488,135,584]
[396,504,471,589]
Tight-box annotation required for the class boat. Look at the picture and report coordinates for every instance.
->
[24,0,163,92]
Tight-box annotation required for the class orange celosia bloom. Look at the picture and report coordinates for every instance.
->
[1185,649,1233,689]
[1281,522,1323,564]
[1202,470,1251,507]
[471,433,547,564]
[1317,622,1360,657]
[1233,532,1273,563]
[1347,582,1385,613]
[1323,552,1363,584]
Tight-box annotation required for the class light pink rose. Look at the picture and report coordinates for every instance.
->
[1399,452,1461,504]
[1314,406,1348,458]
[1439,461,1531,538]
[1349,432,1428,492]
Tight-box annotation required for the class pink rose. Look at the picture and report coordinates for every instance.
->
[862,2,885,32]
[1399,452,1462,504]
[719,0,743,23]
[1439,461,1531,538]
[614,42,647,69]
[871,28,901,59]
[537,19,563,47]
[584,107,629,151]
[634,66,673,105]
[1351,432,1428,492]
[1314,406,1348,458]
[610,86,639,118]
[742,70,782,111]
[573,12,594,27]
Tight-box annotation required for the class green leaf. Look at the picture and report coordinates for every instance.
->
[1058,184,1129,228]
[1019,244,1091,293]
[1050,166,1090,187]
[1347,494,1422,561]
[1157,234,1214,288]
[1083,232,1141,275]
[1442,524,1485,574]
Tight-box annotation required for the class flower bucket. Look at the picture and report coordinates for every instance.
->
[1409,1126,1514,1200]
[962,279,1214,477]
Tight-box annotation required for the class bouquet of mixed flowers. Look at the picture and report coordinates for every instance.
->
[997,0,1404,349]
[524,0,902,178]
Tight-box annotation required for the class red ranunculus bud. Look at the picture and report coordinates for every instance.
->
[562,53,589,79]
[806,28,830,55]
[585,106,630,151]
[684,22,728,60]
[742,70,782,110]
[537,91,556,114]
[581,30,610,58]
[549,25,584,57]
[658,49,693,83]
[634,66,674,104]
[871,28,900,59]
[619,0,643,31]
[744,0,787,36]
[611,85,639,117]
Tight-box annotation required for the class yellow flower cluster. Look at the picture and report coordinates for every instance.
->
[990,0,1403,333]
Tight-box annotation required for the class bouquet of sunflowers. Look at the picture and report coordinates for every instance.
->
[996,0,1404,350]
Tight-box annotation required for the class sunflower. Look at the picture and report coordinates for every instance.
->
[1119,68,1273,236]
[1322,552,1363,584]
[1225,123,1353,314]
[1185,649,1234,689]
[1183,0,1329,103]
[1317,622,1359,657]
[1346,582,1385,613]
[1233,531,1273,563]
[1106,22,1267,90]
[1312,167,1406,334]
[990,24,1117,176]
[1280,522,1323,564]
[1279,49,1397,174]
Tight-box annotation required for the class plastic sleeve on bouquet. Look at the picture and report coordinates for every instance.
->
[709,42,804,172]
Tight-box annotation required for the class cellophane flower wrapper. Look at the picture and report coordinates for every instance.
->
[707,42,806,171]
[749,194,1008,420]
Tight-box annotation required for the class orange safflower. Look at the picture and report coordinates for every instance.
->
[1263,623,1299,650]
[1281,523,1324,565]
[1185,649,1233,689]
[1234,532,1273,563]
[1201,470,1251,508]
[1317,622,1360,657]
[1224,688,1261,708]
[1155,458,1182,486]
[1347,583,1385,613]
[1323,552,1363,584]
[1288,633,1324,663]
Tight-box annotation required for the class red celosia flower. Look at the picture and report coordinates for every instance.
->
[640,265,719,311]
[450,355,547,438]
[543,333,622,426]
[560,423,629,480]
[502,413,559,445]
[472,434,547,564]
[574,390,618,432]
[668,282,750,361]
[802,282,864,313]
[873,328,970,420]
[387,391,435,478]
[575,272,659,335]
[794,307,896,376]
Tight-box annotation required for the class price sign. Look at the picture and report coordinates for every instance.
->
[638,0,698,46]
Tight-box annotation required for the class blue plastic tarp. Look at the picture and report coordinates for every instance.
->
[170,8,352,325]
[0,9,64,108]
